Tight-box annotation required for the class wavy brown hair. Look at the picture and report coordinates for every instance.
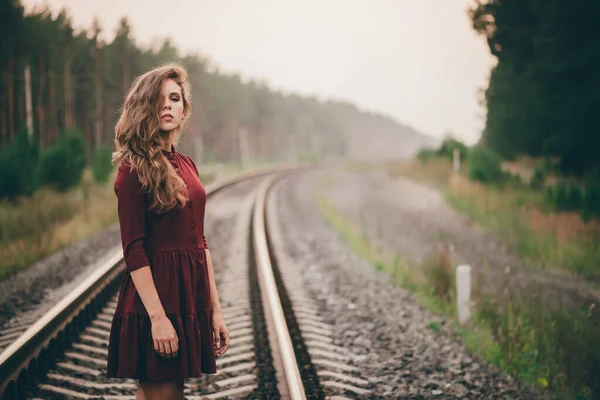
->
[112,63,192,213]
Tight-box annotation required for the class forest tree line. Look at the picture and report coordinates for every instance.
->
[469,0,600,175]
[1,0,426,174]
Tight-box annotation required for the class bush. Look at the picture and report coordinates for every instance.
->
[582,169,600,221]
[544,171,599,220]
[92,145,114,183]
[567,185,583,210]
[38,130,86,191]
[552,180,569,209]
[542,156,556,174]
[468,147,505,183]
[529,166,546,189]
[0,129,39,200]
[544,186,554,205]
[437,137,469,161]
[549,179,582,211]
[506,171,525,188]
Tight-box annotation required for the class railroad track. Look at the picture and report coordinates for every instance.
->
[0,164,374,400]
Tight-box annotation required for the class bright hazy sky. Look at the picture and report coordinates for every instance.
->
[24,0,496,144]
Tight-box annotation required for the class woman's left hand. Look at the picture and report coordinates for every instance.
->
[212,310,230,356]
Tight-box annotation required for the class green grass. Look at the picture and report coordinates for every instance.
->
[387,157,600,279]
[316,189,600,399]
[445,189,600,278]
[426,321,441,332]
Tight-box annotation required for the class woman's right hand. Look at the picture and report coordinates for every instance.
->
[151,314,179,359]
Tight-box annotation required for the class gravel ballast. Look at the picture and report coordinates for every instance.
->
[0,177,262,347]
[0,225,122,331]
[320,166,600,306]
[272,169,543,399]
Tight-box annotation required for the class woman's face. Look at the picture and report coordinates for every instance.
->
[158,78,185,133]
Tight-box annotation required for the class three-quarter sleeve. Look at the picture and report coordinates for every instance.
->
[114,163,150,273]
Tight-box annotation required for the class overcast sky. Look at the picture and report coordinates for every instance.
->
[24,0,496,144]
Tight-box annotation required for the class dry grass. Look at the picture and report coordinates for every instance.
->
[448,172,600,242]
[388,157,600,277]
[385,158,455,190]
[525,208,600,245]
[0,169,118,280]
[423,246,455,302]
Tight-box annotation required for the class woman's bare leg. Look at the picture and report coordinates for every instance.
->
[135,385,146,400]
[139,380,184,400]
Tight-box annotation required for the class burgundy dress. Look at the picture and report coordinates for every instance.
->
[106,145,217,381]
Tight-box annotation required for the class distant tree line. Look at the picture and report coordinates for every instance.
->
[0,0,423,177]
[469,1,600,175]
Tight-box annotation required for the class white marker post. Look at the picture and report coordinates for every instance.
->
[456,265,471,325]
[453,148,460,173]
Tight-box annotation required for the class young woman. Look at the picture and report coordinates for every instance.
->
[106,64,230,400]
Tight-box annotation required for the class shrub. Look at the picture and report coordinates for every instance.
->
[582,169,600,221]
[529,166,546,189]
[552,180,569,209]
[544,186,554,205]
[0,129,39,200]
[468,147,505,183]
[550,179,582,211]
[38,130,86,191]
[542,156,556,174]
[566,185,583,211]
[437,137,469,161]
[92,145,114,183]
[507,171,525,188]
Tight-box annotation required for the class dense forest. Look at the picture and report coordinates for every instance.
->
[469,0,600,175]
[0,0,429,169]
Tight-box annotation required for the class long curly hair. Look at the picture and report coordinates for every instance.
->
[112,63,192,213]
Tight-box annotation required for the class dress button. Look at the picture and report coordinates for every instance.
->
[191,224,196,230]
[188,202,192,208]
[193,243,198,249]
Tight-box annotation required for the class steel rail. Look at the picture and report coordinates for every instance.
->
[0,162,312,399]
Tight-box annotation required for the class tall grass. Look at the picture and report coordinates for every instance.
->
[0,169,117,280]
[476,290,600,398]
[317,190,600,399]
[387,158,600,279]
